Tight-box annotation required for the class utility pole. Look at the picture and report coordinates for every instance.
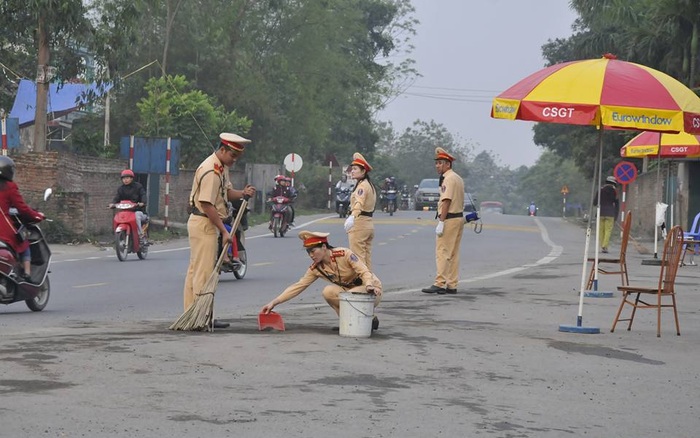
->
[33,12,50,152]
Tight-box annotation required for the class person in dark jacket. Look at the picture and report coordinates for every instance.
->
[594,176,620,253]
[109,169,148,243]
[0,156,45,280]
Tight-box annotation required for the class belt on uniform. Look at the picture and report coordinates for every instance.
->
[359,211,373,217]
[189,206,207,217]
[446,212,463,219]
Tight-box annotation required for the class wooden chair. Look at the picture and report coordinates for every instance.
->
[586,211,632,290]
[611,225,684,337]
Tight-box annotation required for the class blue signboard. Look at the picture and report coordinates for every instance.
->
[119,137,180,175]
[2,118,20,148]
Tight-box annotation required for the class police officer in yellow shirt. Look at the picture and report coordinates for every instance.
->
[183,133,256,328]
[261,231,382,330]
[422,147,465,295]
[343,152,377,270]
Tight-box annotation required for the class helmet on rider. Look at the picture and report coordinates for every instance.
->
[0,156,16,181]
[121,169,135,179]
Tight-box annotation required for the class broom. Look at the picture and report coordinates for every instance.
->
[617,220,651,255]
[169,196,249,331]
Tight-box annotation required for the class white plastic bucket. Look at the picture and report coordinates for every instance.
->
[339,292,375,338]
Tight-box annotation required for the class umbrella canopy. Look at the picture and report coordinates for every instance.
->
[492,54,700,135]
[620,131,700,158]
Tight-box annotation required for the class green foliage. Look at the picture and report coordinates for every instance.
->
[135,75,252,167]
[517,151,591,217]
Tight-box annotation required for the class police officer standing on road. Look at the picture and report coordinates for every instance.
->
[183,133,256,328]
[343,153,377,270]
[422,147,465,295]
[261,231,382,330]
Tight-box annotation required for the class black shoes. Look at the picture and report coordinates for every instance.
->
[212,319,230,329]
[422,285,457,294]
[422,285,446,294]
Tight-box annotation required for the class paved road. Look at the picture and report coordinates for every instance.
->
[1,213,699,437]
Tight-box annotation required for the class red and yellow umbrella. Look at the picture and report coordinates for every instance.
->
[620,131,700,158]
[492,54,700,134]
[491,54,700,332]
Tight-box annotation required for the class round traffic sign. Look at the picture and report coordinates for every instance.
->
[613,161,638,185]
[284,153,303,172]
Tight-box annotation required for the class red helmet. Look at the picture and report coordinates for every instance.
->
[121,169,135,178]
[274,174,285,183]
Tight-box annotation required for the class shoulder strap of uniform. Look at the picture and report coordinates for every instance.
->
[190,169,217,208]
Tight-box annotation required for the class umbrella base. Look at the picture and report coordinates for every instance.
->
[559,324,600,334]
[584,290,615,298]
[641,258,663,266]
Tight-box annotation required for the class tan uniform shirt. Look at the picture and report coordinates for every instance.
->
[276,248,381,302]
[190,152,233,219]
[350,178,376,220]
[439,168,465,216]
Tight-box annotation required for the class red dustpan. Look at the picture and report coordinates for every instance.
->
[258,311,285,331]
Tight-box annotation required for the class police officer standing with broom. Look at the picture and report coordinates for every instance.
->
[422,147,465,295]
[182,133,256,328]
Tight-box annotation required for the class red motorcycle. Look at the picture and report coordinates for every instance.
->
[111,200,149,261]
[268,195,291,238]
[0,188,52,312]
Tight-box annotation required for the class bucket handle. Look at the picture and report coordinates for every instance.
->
[343,294,374,317]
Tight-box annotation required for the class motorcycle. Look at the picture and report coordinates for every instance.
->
[219,199,248,279]
[336,186,351,218]
[528,204,538,216]
[385,188,398,216]
[268,195,292,238]
[111,200,149,261]
[0,188,52,312]
[399,188,410,210]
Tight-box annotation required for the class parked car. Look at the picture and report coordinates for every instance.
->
[414,178,477,212]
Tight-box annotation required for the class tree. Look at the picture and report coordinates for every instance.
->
[0,0,91,152]
[517,151,590,217]
[136,75,252,167]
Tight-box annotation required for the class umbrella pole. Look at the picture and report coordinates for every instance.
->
[560,127,602,334]
[586,128,613,299]
[643,135,664,265]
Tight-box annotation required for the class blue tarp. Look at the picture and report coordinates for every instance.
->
[9,79,112,127]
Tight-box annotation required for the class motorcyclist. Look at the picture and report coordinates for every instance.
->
[380,177,397,211]
[528,202,537,216]
[0,156,45,281]
[267,175,298,226]
[335,173,354,192]
[109,169,148,244]
[335,174,353,213]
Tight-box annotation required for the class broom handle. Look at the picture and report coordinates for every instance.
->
[214,195,250,271]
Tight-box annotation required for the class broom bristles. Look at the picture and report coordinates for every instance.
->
[169,271,220,331]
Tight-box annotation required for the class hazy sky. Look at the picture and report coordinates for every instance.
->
[378,0,579,168]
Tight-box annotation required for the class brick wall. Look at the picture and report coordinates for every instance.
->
[11,151,264,235]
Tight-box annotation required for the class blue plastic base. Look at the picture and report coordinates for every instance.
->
[584,291,615,298]
[559,324,601,334]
